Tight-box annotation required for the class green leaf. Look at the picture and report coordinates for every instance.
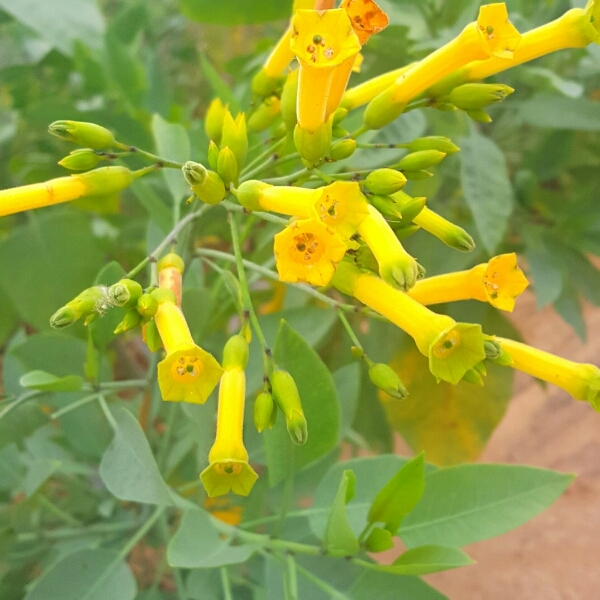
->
[186,569,220,600]
[167,509,262,568]
[554,284,586,341]
[355,545,473,575]
[525,244,563,308]
[400,464,574,548]
[263,320,340,486]
[19,370,83,392]
[515,93,600,131]
[323,470,360,557]
[459,126,514,253]
[151,113,191,203]
[367,452,425,535]
[0,0,104,56]
[0,212,106,332]
[99,406,173,505]
[24,548,136,600]
[131,179,172,233]
[180,0,292,25]
[333,363,361,441]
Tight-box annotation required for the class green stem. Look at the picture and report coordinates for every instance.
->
[222,200,289,225]
[220,567,234,600]
[157,402,178,474]
[313,169,335,184]
[228,211,276,375]
[95,379,149,391]
[284,553,299,600]
[263,168,309,185]
[97,395,119,432]
[115,142,184,169]
[240,137,286,180]
[38,494,83,527]
[349,125,370,140]
[50,393,101,420]
[17,519,143,543]
[0,390,43,422]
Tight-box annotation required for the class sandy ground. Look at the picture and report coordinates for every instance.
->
[422,290,600,600]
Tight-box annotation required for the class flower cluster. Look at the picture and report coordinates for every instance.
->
[2,0,600,498]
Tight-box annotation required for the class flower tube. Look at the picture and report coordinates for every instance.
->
[333,261,486,384]
[155,301,223,403]
[201,335,258,497]
[0,166,137,218]
[496,337,600,411]
[408,253,529,311]
[363,3,522,129]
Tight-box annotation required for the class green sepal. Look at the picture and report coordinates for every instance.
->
[364,527,394,553]
[216,146,238,187]
[48,120,116,149]
[114,309,142,334]
[144,318,163,352]
[368,363,408,399]
[200,461,258,498]
[466,108,492,123]
[293,122,332,166]
[222,334,249,370]
[58,148,106,171]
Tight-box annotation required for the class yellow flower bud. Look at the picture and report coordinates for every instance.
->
[368,363,408,400]
[137,293,159,319]
[221,112,248,172]
[208,140,220,171]
[447,83,514,110]
[329,138,357,161]
[396,150,446,172]
[182,161,226,205]
[412,206,475,252]
[58,148,106,171]
[254,391,277,433]
[114,309,142,334]
[205,98,228,145]
[49,286,111,329]
[158,253,185,308]
[48,120,116,149]
[248,96,281,132]
[399,136,460,155]
[364,168,407,195]
[216,146,238,188]
[271,369,308,445]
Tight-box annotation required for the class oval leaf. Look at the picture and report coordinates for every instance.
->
[20,370,83,392]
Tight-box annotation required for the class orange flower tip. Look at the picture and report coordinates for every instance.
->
[274,218,347,287]
[476,3,522,59]
[483,253,529,312]
[429,323,486,384]
[340,0,389,44]
[200,461,259,498]
[157,344,224,404]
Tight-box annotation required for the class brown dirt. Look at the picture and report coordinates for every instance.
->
[424,290,600,599]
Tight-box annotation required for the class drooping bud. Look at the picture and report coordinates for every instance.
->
[448,83,514,111]
[205,98,228,145]
[222,334,249,371]
[248,96,281,132]
[49,286,110,329]
[182,161,226,205]
[271,369,308,445]
[368,363,408,400]
[399,136,460,155]
[114,309,142,334]
[412,206,476,252]
[216,146,238,188]
[364,168,407,195]
[58,148,106,171]
[208,140,220,171]
[329,138,357,161]
[396,150,446,172]
[108,279,143,309]
[254,391,277,433]
[221,111,248,172]
[49,306,79,329]
[48,121,116,149]
[137,293,159,319]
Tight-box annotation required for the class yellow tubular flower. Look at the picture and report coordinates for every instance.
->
[155,301,223,404]
[358,204,421,291]
[363,3,522,129]
[341,65,413,111]
[291,9,361,131]
[158,253,185,308]
[496,337,600,411]
[411,206,475,252]
[201,336,258,497]
[274,218,347,286]
[0,166,136,218]
[332,261,486,384]
[408,253,529,312]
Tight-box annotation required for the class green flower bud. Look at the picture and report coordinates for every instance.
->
[294,122,331,166]
[58,148,105,171]
[217,146,238,188]
[271,369,308,445]
[137,293,158,319]
[350,346,364,359]
[237,179,271,212]
[157,252,185,274]
[403,170,434,180]
[78,166,136,197]
[150,288,176,305]
[108,279,143,309]
[252,70,281,98]
[114,309,142,334]
[332,126,349,138]
[207,140,220,171]
[205,98,228,145]
[68,286,110,316]
[364,169,407,195]
[144,318,163,352]
[332,107,348,126]
[329,139,357,161]
[448,83,514,111]
[484,338,502,360]
[280,70,299,131]
[466,108,492,123]
[461,367,485,386]
[247,96,281,132]
[390,222,421,240]
[400,136,460,155]
[397,150,446,172]
[354,245,379,273]
[370,195,403,220]
[254,391,277,433]
[49,305,79,329]
[222,334,249,370]
[182,161,226,205]
[221,111,248,171]
[368,363,408,400]
[391,191,426,222]
[48,121,116,149]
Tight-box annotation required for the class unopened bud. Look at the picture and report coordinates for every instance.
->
[329,139,357,161]
[137,293,158,319]
[370,195,403,220]
[252,69,282,98]
[108,279,143,309]
[143,319,163,352]
[368,363,408,400]
[222,334,249,370]
[350,346,364,359]
[287,410,308,445]
[182,161,208,187]
[390,191,426,222]
[68,286,110,316]
[248,96,281,132]
[49,305,79,329]
[157,253,185,274]
[364,168,407,195]
[465,108,492,123]
[397,150,446,172]
[400,136,460,155]
[448,83,514,111]
[254,391,277,433]
[281,70,299,131]
[114,309,142,334]
[390,222,421,240]
[48,120,116,149]
[237,179,271,211]
[294,122,331,166]
[221,111,248,171]
[208,140,220,171]
[58,148,105,171]
[217,146,238,187]
[205,98,228,145]
[271,369,308,445]
[332,107,348,126]
[78,166,136,197]
[461,367,485,386]
[183,161,226,205]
